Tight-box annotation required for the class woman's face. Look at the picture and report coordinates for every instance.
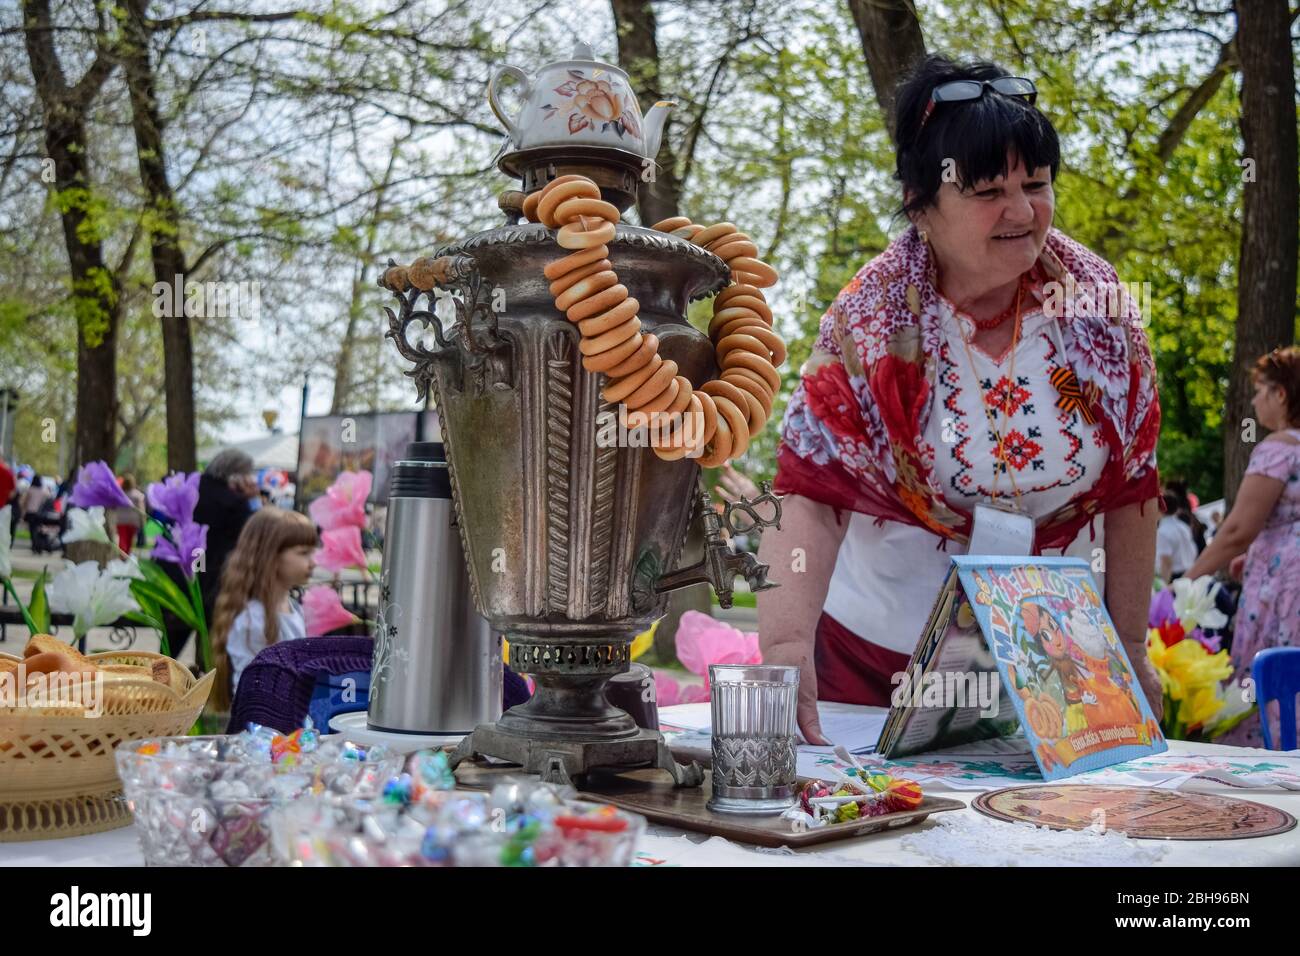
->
[277,544,316,588]
[1251,376,1288,430]
[915,152,1054,295]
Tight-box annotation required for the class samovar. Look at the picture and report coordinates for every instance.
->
[379,42,782,787]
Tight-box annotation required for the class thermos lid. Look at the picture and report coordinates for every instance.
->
[390,441,451,498]
[405,441,445,463]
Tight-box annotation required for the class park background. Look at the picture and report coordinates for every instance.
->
[0,0,1296,510]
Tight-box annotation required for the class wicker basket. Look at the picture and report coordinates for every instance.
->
[0,651,214,841]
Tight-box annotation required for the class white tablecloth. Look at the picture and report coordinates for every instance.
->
[3,704,1298,867]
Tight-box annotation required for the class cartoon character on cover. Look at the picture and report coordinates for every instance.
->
[1020,601,1087,733]
[1065,607,1143,727]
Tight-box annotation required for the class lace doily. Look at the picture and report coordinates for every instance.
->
[899,811,1167,867]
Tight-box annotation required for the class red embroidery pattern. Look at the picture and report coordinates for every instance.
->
[986,376,1031,418]
[996,429,1044,472]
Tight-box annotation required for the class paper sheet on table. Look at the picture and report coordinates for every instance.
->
[659,701,886,755]
[799,744,1300,793]
[661,702,1300,793]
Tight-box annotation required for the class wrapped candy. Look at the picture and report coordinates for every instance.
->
[382,773,414,807]
[409,750,455,795]
[116,728,403,867]
[793,770,925,828]
[270,770,644,867]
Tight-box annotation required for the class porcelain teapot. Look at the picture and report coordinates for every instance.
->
[488,41,674,159]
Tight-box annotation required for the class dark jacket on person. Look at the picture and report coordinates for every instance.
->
[193,473,254,607]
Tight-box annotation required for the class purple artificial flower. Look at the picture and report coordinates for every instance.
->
[147,471,201,525]
[70,460,133,511]
[1149,586,1176,629]
[152,521,209,579]
[1192,628,1223,654]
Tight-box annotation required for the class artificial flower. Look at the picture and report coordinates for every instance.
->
[630,620,658,661]
[106,554,145,580]
[69,460,132,510]
[314,525,368,574]
[47,560,140,638]
[1148,586,1176,629]
[63,507,111,545]
[308,470,372,532]
[151,521,209,578]
[302,585,361,635]
[147,471,200,525]
[654,672,710,707]
[1171,575,1228,631]
[675,610,761,690]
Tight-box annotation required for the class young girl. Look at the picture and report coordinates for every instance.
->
[210,507,319,711]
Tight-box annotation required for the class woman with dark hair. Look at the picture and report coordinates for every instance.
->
[1186,346,1300,747]
[759,54,1164,743]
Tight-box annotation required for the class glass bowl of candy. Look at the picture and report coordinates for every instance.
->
[270,762,646,867]
[116,727,403,867]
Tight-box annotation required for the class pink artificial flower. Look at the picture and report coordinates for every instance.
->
[302,585,361,635]
[314,525,367,574]
[674,610,762,691]
[308,470,373,531]
[654,672,710,707]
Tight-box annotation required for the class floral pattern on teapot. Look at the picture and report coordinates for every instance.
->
[541,69,643,140]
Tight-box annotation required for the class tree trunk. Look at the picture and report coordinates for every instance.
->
[23,0,120,467]
[845,0,927,146]
[121,0,197,474]
[1224,0,1299,506]
[611,0,682,224]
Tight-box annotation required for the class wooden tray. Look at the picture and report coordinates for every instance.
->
[454,760,963,848]
[581,769,964,848]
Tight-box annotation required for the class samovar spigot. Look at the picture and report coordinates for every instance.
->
[652,477,783,609]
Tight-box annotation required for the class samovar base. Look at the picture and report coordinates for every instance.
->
[448,723,704,789]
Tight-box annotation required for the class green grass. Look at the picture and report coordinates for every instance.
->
[712,590,756,609]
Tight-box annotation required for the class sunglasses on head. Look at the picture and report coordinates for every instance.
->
[918,77,1038,133]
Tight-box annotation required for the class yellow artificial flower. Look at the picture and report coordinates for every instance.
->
[1146,628,1234,734]
[630,619,658,661]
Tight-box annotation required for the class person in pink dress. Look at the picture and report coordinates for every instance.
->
[1187,346,1300,747]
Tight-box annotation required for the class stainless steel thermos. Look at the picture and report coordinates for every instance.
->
[367,441,501,735]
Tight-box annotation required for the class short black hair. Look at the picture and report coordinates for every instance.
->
[893,54,1061,220]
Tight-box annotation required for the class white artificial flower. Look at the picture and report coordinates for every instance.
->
[47,560,139,638]
[106,554,144,580]
[63,506,111,545]
[0,505,11,579]
[1172,575,1229,631]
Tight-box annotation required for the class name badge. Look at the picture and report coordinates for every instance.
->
[968,501,1035,557]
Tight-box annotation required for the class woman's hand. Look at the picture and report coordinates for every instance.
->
[715,463,761,503]
[755,493,847,747]
[761,640,830,745]
[1132,651,1164,723]
[1229,554,1246,582]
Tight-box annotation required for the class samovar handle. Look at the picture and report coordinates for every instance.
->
[380,255,513,397]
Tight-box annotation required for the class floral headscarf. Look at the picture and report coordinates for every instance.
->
[775,225,1161,551]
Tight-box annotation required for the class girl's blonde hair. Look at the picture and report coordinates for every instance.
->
[210,507,318,711]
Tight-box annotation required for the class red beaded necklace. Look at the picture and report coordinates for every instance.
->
[964,272,1032,331]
